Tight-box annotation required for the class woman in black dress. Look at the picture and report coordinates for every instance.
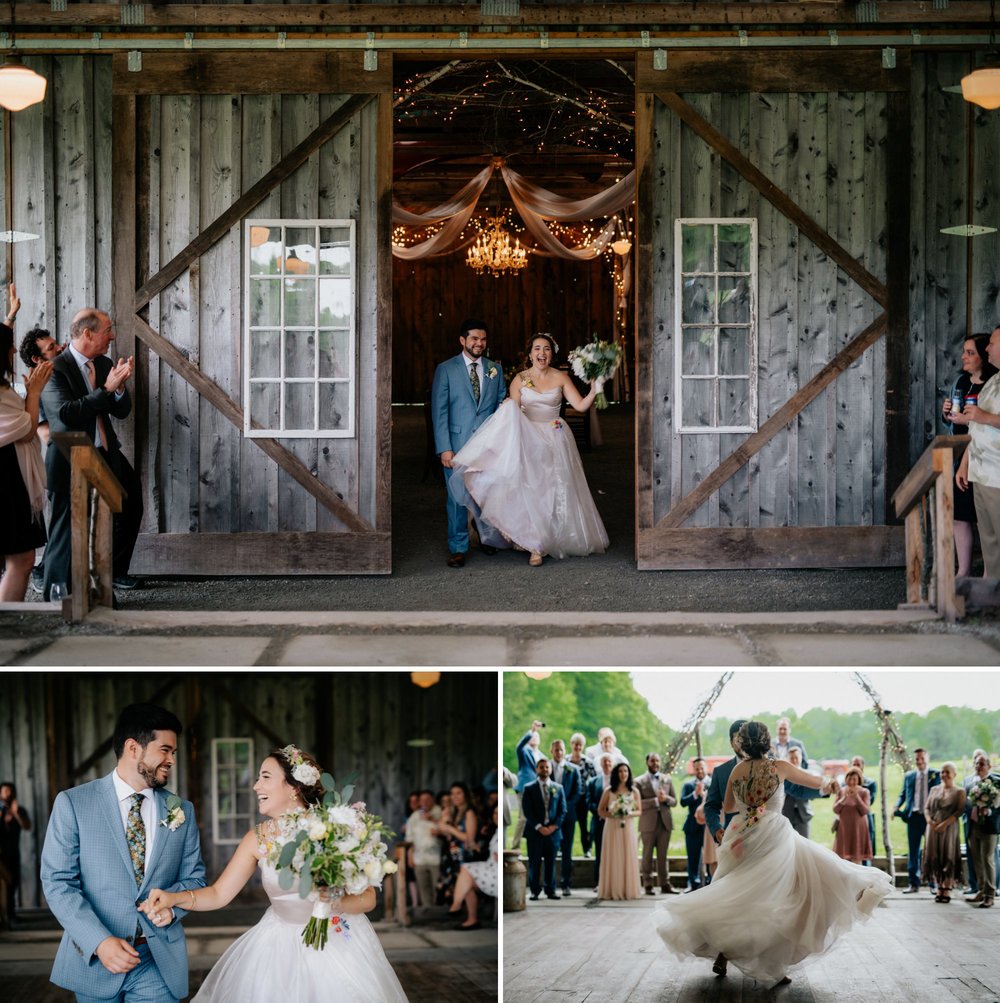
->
[0,322,51,600]
[943,334,998,577]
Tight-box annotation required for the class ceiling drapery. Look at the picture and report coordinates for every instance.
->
[392,157,635,262]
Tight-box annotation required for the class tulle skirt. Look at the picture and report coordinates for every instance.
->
[449,402,608,559]
[653,809,892,982]
[192,907,408,1002]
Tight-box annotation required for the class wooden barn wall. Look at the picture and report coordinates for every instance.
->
[649,89,888,529]
[392,252,617,404]
[0,672,497,909]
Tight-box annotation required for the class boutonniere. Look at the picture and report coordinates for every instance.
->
[548,783,558,796]
[161,794,186,832]
[487,366,498,380]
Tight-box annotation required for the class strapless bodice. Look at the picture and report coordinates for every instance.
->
[260,860,315,924]
[521,385,562,422]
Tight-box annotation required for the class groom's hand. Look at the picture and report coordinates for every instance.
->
[95,936,140,974]
[440,450,455,469]
[714,828,725,845]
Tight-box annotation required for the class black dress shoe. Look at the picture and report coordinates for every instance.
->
[561,888,572,897]
[661,885,678,894]
[545,892,561,900]
[446,552,466,568]
[644,887,655,896]
[528,893,539,901]
[480,544,497,555]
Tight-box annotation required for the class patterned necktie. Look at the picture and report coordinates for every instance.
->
[126,792,146,887]
[541,783,550,824]
[469,361,480,404]
[84,360,110,449]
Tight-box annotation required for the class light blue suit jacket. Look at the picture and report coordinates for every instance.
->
[431,353,506,456]
[41,773,206,1000]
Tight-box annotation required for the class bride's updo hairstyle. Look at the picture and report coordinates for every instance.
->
[737,721,772,760]
[271,745,325,806]
[528,333,559,357]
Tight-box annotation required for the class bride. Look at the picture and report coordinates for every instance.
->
[449,333,609,566]
[653,721,892,987]
[138,746,407,1002]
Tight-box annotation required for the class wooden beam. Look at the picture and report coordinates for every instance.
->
[661,314,887,528]
[637,525,905,570]
[636,49,911,94]
[112,52,391,97]
[16,2,1000,29]
[654,88,888,308]
[132,316,373,533]
[134,92,373,310]
[890,434,968,518]
[130,530,391,575]
[375,88,393,535]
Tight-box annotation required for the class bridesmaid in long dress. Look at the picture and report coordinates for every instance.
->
[922,762,967,903]
[597,764,641,901]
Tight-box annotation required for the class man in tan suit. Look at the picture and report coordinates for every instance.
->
[634,753,677,895]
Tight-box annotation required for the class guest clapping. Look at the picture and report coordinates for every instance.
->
[635,753,676,895]
[922,763,966,903]
[833,767,872,864]
[597,763,641,901]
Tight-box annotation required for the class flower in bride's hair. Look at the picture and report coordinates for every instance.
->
[293,762,321,786]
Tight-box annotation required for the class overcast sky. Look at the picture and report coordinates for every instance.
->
[630,670,1000,729]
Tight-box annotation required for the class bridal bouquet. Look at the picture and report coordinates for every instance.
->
[968,775,1000,819]
[608,793,634,828]
[567,338,623,410]
[266,775,397,950]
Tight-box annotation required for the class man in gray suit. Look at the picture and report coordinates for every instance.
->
[431,318,506,567]
[42,703,205,1002]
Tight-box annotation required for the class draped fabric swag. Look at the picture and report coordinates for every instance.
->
[392,157,635,261]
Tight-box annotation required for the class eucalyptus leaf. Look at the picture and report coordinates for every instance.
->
[299,868,313,898]
[278,841,298,868]
[278,866,295,891]
[322,772,335,789]
[341,784,355,804]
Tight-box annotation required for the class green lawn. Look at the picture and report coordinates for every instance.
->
[513,763,961,861]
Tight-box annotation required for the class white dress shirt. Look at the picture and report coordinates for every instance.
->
[113,769,157,870]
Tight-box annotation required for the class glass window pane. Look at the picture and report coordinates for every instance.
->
[249,381,280,431]
[235,743,250,766]
[284,279,315,327]
[249,278,281,328]
[219,771,232,793]
[249,227,281,275]
[718,277,751,325]
[681,277,715,325]
[681,223,714,273]
[720,378,750,427]
[681,328,715,376]
[219,817,235,841]
[319,278,351,327]
[718,223,752,272]
[285,382,314,430]
[285,330,316,380]
[719,327,750,376]
[319,330,351,380]
[320,228,352,275]
[250,331,281,380]
[682,378,715,428]
[319,383,350,431]
[284,227,317,276]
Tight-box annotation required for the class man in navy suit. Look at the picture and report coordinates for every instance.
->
[680,757,709,891]
[521,758,567,900]
[40,309,144,600]
[430,318,505,567]
[548,739,581,896]
[894,747,941,893]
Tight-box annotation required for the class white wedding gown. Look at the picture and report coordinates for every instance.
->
[192,861,408,1002]
[653,760,892,982]
[449,386,609,558]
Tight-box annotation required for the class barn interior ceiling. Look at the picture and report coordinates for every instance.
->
[392,57,635,216]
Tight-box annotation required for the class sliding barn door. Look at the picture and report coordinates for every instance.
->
[634,50,911,569]
[111,52,392,574]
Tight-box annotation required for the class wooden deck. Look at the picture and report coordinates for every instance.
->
[503,889,1000,1002]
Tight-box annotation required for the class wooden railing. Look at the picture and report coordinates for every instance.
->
[891,434,969,622]
[52,432,125,623]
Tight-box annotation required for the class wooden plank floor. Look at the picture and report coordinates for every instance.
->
[503,890,1000,1002]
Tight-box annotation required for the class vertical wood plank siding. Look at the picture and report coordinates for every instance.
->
[1,673,497,907]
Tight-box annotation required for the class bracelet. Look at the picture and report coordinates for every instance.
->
[187,889,196,909]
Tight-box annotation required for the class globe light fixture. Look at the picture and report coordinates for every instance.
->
[0,58,47,111]
[410,671,441,688]
[961,62,1000,109]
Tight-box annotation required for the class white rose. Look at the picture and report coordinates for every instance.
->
[336,835,360,854]
[383,860,398,875]
[307,820,328,841]
[171,809,186,828]
[327,805,357,826]
[346,874,369,895]
[292,763,321,786]
[364,860,383,880]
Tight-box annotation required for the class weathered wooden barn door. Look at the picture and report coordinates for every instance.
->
[635,50,911,569]
[111,53,392,574]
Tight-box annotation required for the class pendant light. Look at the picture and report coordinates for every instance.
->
[962,0,1000,110]
[0,2,47,112]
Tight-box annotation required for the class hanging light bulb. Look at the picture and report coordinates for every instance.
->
[524,671,552,680]
[962,0,1000,108]
[0,2,47,113]
[411,671,441,688]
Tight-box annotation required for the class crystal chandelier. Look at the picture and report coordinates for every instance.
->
[466,214,528,277]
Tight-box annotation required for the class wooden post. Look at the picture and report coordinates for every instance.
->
[879,732,894,884]
[904,507,925,605]
[69,448,90,622]
[932,445,963,622]
[94,499,114,609]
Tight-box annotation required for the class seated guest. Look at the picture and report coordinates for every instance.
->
[567,733,597,857]
[922,762,966,903]
[852,755,878,866]
[449,806,499,930]
[406,790,442,911]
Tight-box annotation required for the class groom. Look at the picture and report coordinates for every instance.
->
[431,317,506,567]
[41,703,206,1002]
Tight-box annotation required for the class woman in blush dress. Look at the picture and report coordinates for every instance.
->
[922,762,967,903]
[139,747,407,1003]
[832,767,873,864]
[448,333,608,567]
[654,722,891,989]
[597,763,641,901]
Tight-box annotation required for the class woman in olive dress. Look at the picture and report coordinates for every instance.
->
[922,762,967,903]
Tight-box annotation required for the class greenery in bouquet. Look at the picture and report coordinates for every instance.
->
[969,775,1000,817]
[567,338,622,410]
[267,773,397,950]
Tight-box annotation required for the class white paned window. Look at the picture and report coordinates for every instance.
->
[211,738,254,845]
[244,221,356,438]
[674,218,758,433]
